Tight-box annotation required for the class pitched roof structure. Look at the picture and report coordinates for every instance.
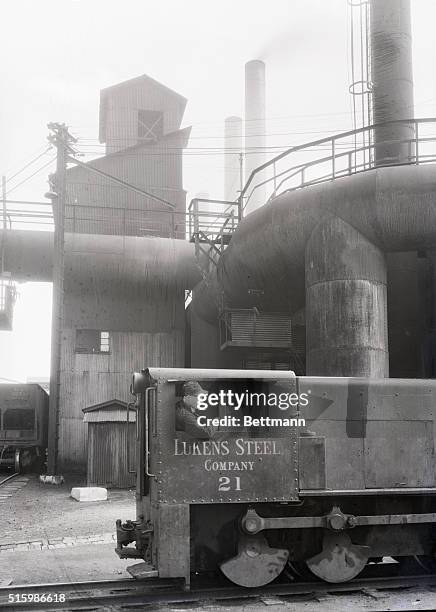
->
[99,73,187,143]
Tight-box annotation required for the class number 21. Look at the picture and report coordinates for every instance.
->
[218,476,241,491]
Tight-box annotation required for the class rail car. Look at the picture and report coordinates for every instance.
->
[0,384,49,472]
[116,367,436,587]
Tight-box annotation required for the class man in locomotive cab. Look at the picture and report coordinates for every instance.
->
[176,380,216,438]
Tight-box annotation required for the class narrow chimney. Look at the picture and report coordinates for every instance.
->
[244,60,266,214]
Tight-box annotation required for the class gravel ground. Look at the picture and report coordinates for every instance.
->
[1,474,435,610]
[0,543,130,586]
[1,473,135,546]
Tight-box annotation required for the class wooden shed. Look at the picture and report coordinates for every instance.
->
[82,399,135,489]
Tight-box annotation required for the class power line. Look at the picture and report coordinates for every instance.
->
[5,146,53,177]
[7,147,52,182]
[69,108,358,127]
[77,142,350,150]
[77,128,352,142]
[73,146,359,158]
[5,157,57,196]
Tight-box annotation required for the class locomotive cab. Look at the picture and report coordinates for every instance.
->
[116,367,302,587]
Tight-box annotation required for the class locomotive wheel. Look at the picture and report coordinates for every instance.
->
[305,532,370,583]
[220,534,289,587]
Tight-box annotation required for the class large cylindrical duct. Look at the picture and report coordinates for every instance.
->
[188,163,436,379]
[224,116,243,202]
[370,0,414,165]
[2,230,201,289]
[244,60,266,214]
[305,217,388,377]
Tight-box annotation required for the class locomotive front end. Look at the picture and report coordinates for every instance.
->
[116,368,436,588]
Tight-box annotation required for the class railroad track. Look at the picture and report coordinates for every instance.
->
[0,472,28,504]
[1,569,436,610]
[0,472,19,486]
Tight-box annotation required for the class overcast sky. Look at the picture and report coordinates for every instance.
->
[0,0,435,382]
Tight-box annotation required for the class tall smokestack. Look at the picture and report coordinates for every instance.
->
[224,116,243,202]
[370,0,414,165]
[245,60,266,214]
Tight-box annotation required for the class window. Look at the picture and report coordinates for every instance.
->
[100,331,110,353]
[3,408,35,431]
[138,110,163,142]
[75,330,111,354]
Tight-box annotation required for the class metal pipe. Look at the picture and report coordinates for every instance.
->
[1,230,201,289]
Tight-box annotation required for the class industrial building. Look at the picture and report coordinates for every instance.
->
[1,0,436,476]
[1,75,199,471]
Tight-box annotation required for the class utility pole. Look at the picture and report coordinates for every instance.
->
[46,123,77,475]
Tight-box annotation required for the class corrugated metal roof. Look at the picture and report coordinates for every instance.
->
[82,398,135,422]
[83,399,127,412]
[83,409,136,423]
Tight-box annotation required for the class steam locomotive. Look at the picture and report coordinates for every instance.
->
[0,384,49,472]
[116,367,436,587]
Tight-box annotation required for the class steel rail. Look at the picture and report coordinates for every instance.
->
[1,571,436,610]
[0,472,19,486]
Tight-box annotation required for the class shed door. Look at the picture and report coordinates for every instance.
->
[88,422,136,488]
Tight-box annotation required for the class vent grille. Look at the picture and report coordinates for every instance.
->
[220,309,296,350]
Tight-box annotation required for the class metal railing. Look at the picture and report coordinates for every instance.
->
[65,204,187,238]
[4,118,436,243]
[0,201,188,238]
[240,118,436,212]
[187,198,240,265]
[187,118,436,265]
